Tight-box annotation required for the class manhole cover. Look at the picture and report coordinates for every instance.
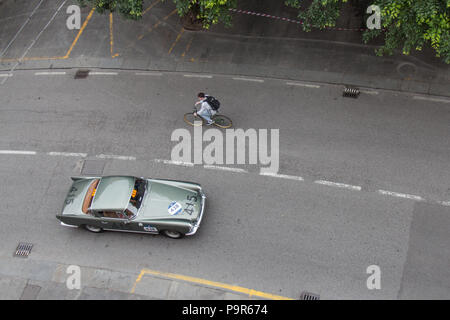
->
[14,243,33,258]
[299,291,320,300]
[396,62,417,77]
[74,69,90,79]
[81,160,105,175]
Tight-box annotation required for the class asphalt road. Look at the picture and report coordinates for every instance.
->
[0,70,449,299]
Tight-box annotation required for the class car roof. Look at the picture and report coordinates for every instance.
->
[90,176,135,211]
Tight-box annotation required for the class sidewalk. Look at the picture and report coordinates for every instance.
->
[0,256,274,300]
[0,0,449,97]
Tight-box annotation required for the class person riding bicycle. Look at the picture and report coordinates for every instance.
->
[194,92,216,125]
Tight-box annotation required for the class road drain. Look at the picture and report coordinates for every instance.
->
[299,291,320,300]
[14,243,33,258]
[74,69,90,79]
[343,86,360,98]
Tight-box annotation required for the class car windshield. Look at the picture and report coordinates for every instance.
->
[125,178,147,218]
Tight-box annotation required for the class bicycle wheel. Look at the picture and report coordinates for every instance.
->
[212,114,232,128]
[184,113,204,126]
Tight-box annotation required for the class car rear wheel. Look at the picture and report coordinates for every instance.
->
[85,225,103,233]
[162,230,184,239]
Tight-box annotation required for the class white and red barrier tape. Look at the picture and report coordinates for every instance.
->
[229,8,374,32]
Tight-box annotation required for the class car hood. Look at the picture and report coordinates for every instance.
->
[139,181,202,221]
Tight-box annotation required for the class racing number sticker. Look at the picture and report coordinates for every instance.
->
[143,225,158,232]
[168,201,183,215]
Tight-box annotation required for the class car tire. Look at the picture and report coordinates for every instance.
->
[84,225,103,233]
[162,230,184,239]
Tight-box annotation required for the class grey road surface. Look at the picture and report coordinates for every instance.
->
[0,70,449,299]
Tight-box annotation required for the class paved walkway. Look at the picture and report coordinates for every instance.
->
[0,256,289,300]
[0,0,449,96]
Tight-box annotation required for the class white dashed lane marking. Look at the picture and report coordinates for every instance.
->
[0,150,36,155]
[89,72,118,76]
[47,152,87,157]
[154,159,194,167]
[96,154,136,161]
[260,172,304,181]
[286,82,320,88]
[0,73,13,77]
[135,72,163,76]
[34,72,66,76]
[360,90,379,95]
[183,74,213,78]
[413,96,450,104]
[1,143,449,206]
[378,189,424,201]
[232,77,264,83]
[203,165,248,173]
[314,180,362,191]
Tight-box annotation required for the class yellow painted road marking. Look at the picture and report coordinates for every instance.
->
[131,268,294,300]
[143,0,161,16]
[109,13,119,58]
[181,36,193,58]
[130,269,146,294]
[137,9,177,40]
[168,28,184,54]
[64,7,95,58]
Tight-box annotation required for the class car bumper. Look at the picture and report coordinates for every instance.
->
[60,221,78,228]
[186,190,206,236]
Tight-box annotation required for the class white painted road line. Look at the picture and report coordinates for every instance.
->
[0,0,44,59]
[232,77,264,83]
[0,73,13,77]
[183,74,213,78]
[34,72,66,76]
[96,154,136,161]
[315,180,362,191]
[135,72,163,76]
[286,82,320,88]
[378,189,424,201]
[413,96,450,104]
[260,172,304,181]
[203,165,248,173]
[438,201,450,207]
[360,90,379,95]
[89,72,118,76]
[0,150,36,155]
[1,0,67,86]
[154,159,194,167]
[48,152,87,157]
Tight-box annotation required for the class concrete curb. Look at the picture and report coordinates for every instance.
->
[1,56,449,99]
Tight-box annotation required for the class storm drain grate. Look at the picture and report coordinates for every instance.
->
[343,86,360,98]
[14,243,33,258]
[74,69,90,79]
[299,291,320,300]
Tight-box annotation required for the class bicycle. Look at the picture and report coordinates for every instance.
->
[184,107,233,128]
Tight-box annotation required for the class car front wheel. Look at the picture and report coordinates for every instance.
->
[162,230,184,239]
[85,225,103,233]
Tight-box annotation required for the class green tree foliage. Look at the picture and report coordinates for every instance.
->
[285,0,450,63]
[172,0,237,29]
[79,0,237,28]
[285,0,347,31]
[79,0,144,20]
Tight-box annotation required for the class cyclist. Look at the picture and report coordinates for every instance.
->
[194,92,216,125]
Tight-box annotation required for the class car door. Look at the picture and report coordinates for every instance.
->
[94,211,135,231]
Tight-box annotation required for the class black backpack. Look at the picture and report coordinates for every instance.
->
[205,95,220,111]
